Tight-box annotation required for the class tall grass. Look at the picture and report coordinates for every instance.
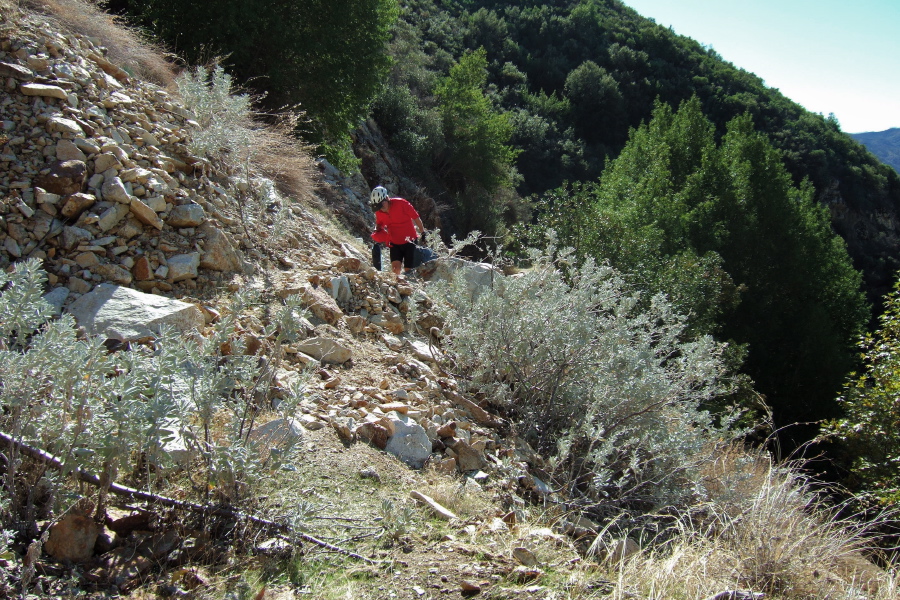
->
[596,453,898,600]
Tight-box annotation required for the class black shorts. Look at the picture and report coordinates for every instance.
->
[389,242,416,269]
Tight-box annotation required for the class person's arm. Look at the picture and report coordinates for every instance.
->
[413,217,425,237]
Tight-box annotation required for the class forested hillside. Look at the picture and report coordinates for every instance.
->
[852,128,900,174]
[369,0,900,300]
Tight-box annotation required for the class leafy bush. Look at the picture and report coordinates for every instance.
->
[431,242,743,512]
[176,66,313,252]
[823,279,900,505]
[0,260,307,537]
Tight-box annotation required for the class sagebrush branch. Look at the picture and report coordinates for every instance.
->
[0,430,377,564]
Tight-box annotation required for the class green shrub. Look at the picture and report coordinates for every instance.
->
[431,242,744,512]
[823,279,900,505]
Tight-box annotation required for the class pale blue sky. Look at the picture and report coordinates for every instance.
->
[623,0,900,133]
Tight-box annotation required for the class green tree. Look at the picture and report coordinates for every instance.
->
[823,279,900,505]
[434,48,519,195]
[564,60,626,144]
[119,0,398,153]
[538,97,868,436]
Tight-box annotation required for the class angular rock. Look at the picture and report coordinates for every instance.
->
[20,82,68,100]
[130,197,164,229]
[0,61,33,79]
[97,203,130,232]
[355,422,389,450]
[335,257,362,272]
[75,252,100,268]
[101,176,131,204]
[60,225,92,249]
[34,160,86,195]
[59,192,96,219]
[45,513,100,563]
[330,275,352,303]
[409,339,444,363]
[248,418,303,449]
[167,252,200,282]
[47,116,83,135]
[198,221,241,271]
[4,237,22,258]
[421,257,504,295]
[132,255,153,281]
[297,284,344,325]
[448,438,485,472]
[294,337,352,364]
[56,139,87,162]
[167,203,206,227]
[384,412,432,469]
[94,264,133,285]
[94,152,122,173]
[43,286,70,315]
[67,283,204,341]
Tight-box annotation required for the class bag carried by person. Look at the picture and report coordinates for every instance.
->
[412,245,437,268]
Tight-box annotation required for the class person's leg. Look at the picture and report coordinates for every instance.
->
[401,242,416,272]
[389,244,404,275]
[372,243,382,271]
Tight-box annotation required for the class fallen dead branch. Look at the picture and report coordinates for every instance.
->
[0,430,378,564]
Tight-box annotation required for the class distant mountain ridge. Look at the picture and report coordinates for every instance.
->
[851,128,900,174]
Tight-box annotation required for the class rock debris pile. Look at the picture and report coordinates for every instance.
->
[0,19,244,306]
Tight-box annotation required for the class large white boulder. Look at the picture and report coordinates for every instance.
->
[67,283,204,341]
[383,411,432,469]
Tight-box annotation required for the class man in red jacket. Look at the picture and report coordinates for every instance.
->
[370,186,426,276]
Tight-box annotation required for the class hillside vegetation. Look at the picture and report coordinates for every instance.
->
[1,0,899,599]
[852,128,900,175]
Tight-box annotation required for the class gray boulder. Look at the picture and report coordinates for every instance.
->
[384,412,432,469]
[67,283,204,341]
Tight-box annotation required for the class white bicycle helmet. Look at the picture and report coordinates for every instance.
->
[370,186,389,209]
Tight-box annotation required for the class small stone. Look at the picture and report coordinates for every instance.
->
[167,203,206,227]
[101,176,131,204]
[379,402,409,414]
[93,152,122,173]
[34,160,87,196]
[132,255,153,281]
[56,139,87,162]
[20,82,68,100]
[512,547,539,567]
[294,337,352,364]
[44,513,99,563]
[167,252,200,282]
[59,192,96,219]
[47,116,83,135]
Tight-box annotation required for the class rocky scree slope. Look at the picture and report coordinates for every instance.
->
[0,6,575,590]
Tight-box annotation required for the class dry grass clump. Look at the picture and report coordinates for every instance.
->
[21,0,174,85]
[250,110,319,204]
[597,451,898,600]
